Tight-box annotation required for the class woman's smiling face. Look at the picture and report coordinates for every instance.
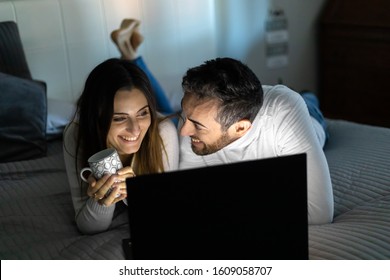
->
[106,88,151,162]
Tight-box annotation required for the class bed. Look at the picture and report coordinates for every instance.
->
[309,119,390,259]
[1,118,389,260]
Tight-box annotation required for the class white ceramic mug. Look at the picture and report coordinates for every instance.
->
[80,148,123,183]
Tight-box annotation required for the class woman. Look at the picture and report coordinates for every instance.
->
[63,58,179,234]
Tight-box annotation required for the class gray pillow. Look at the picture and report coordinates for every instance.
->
[0,72,47,162]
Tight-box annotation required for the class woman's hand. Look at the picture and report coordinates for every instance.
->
[86,166,135,206]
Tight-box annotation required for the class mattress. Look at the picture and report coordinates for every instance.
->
[0,140,128,259]
[309,120,390,259]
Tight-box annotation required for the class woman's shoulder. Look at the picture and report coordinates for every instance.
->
[157,117,177,134]
[63,121,79,154]
[157,116,179,171]
[63,121,78,138]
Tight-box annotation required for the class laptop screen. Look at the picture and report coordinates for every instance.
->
[125,153,308,260]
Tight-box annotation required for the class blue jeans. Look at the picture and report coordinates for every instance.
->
[301,92,329,141]
[132,56,175,115]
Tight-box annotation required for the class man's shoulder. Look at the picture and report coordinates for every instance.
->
[262,84,299,97]
[262,85,302,105]
[258,85,305,118]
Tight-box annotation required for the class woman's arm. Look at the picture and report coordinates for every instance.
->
[63,122,115,234]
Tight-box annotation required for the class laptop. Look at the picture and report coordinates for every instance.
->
[124,153,308,260]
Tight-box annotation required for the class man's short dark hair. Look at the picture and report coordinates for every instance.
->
[182,57,263,130]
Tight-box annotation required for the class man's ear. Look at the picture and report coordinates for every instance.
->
[232,119,252,136]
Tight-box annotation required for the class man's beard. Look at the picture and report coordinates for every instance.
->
[191,131,235,156]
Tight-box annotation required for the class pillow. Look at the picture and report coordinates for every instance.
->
[46,98,75,139]
[0,72,47,162]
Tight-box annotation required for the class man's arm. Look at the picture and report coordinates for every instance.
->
[273,88,334,224]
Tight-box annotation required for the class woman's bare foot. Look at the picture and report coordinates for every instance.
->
[131,30,144,52]
[111,19,141,60]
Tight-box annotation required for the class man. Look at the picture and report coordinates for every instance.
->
[178,57,333,225]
